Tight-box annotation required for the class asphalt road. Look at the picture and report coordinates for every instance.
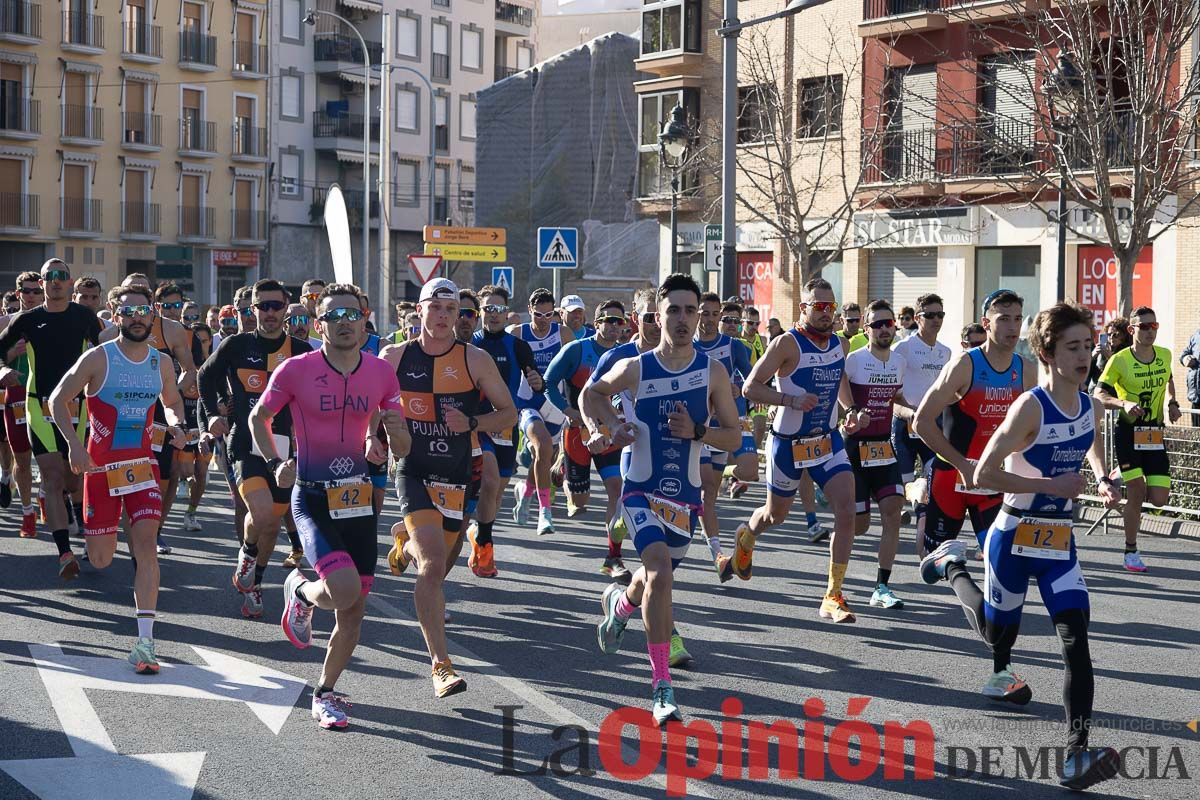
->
[0,475,1196,800]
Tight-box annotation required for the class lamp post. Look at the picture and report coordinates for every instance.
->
[1047,54,1082,302]
[658,103,690,274]
[305,8,371,290]
[717,0,831,296]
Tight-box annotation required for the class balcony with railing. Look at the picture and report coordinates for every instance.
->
[231,209,267,243]
[312,110,380,157]
[0,192,38,231]
[121,201,160,239]
[860,0,1040,35]
[495,1,534,31]
[434,123,448,152]
[313,33,382,77]
[179,117,216,154]
[60,103,102,143]
[494,64,519,81]
[233,40,267,76]
[0,0,41,41]
[0,97,39,138]
[122,21,161,60]
[232,123,267,160]
[344,192,379,226]
[178,205,214,240]
[60,197,102,235]
[121,111,161,149]
[179,30,217,69]
[61,10,102,50]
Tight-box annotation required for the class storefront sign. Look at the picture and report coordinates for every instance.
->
[1077,245,1152,331]
[853,209,976,248]
[737,252,774,322]
[212,249,260,268]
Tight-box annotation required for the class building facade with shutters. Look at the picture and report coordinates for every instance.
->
[0,0,270,302]
[267,0,536,308]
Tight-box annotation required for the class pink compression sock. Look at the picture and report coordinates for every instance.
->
[536,489,550,510]
[522,480,536,498]
[648,642,672,686]
[614,591,636,620]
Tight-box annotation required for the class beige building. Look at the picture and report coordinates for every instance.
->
[0,0,270,301]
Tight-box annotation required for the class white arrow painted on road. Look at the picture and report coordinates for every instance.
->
[0,643,306,800]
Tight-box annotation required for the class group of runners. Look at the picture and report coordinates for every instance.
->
[7,258,1183,792]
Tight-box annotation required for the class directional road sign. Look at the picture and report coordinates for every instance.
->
[408,254,443,283]
[537,227,577,269]
[705,224,723,272]
[422,225,506,246]
[491,266,514,295]
[423,243,507,263]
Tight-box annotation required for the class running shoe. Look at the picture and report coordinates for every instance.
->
[511,479,531,526]
[899,508,912,527]
[19,512,36,538]
[566,495,584,518]
[819,593,856,623]
[183,512,202,532]
[431,660,466,698]
[1060,747,1121,790]
[596,582,629,655]
[814,486,829,509]
[232,546,255,592]
[470,542,499,578]
[652,683,683,727]
[282,548,304,570]
[536,508,555,536]
[242,586,264,619]
[600,556,632,585]
[806,522,830,544]
[58,552,79,581]
[731,523,755,581]
[714,554,734,583]
[982,666,1033,705]
[609,516,628,545]
[869,584,904,609]
[311,691,351,730]
[281,568,313,649]
[1123,551,1148,572]
[668,633,693,668]
[387,523,411,576]
[728,479,750,499]
[156,534,171,556]
[920,539,967,584]
[128,637,159,674]
[0,479,11,509]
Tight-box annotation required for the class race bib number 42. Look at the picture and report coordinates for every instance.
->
[105,458,156,497]
[1012,517,1072,560]
[326,479,372,519]
[792,433,833,469]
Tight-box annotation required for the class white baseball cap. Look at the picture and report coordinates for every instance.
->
[560,294,585,312]
[419,278,459,303]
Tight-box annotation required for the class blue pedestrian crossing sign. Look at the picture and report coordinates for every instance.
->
[537,227,577,269]
[491,266,514,294]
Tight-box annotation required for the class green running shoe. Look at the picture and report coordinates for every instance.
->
[128,637,159,675]
[668,633,693,668]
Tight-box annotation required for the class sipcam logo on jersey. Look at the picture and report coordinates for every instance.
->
[659,478,681,496]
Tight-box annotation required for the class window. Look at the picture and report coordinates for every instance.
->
[797,75,843,138]
[737,84,773,144]
[517,44,533,70]
[278,151,301,198]
[637,89,699,198]
[281,0,302,43]
[434,163,449,221]
[640,0,701,57]
[461,27,481,71]
[434,93,449,151]
[395,159,419,206]
[460,96,476,140]
[397,87,419,132]
[280,73,301,120]
[432,21,450,81]
[397,13,419,59]
[459,166,474,210]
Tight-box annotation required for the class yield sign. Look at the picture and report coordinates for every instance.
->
[408,254,443,284]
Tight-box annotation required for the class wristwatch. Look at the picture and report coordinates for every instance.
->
[692,423,707,442]
[1099,475,1116,486]
[265,457,283,474]
[468,415,479,431]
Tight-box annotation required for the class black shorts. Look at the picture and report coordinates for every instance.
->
[291,484,378,595]
[1114,421,1171,487]
[398,473,466,534]
[847,437,903,515]
[234,454,292,507]
[481,428,518,478]
[924,461,1002,553]
[154,438,175,477]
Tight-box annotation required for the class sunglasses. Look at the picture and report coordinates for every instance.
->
[803,301,839,314]
[288,315,311,326]
[41,270,70,282]
[640,312,657,325]
[483,304,508,314]
[318,307,364,323]
[900,316,914,322]
[117,304,154,318]
[4,306,18,313]
[159,301,185,311]
[459,308,479,320]
[868,319,896,330]
[597,315,624,325]
[220,320,238,330]
[1133,322,1159,330]
[303,292,323,302]
[183,313,200,322]
[238,306,255,316]
[255,300,287,312]
[844,317,861,324]
[19,287,43,295]
[720,316,743,325]
[919,311,945,320]
[532,310,556,320]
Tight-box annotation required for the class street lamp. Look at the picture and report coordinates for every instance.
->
[305,8,371,290]
[658,103,690,274]
[1047,53,1083,302]
[717,0,832,296]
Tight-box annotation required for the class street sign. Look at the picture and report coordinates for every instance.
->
[491,266,514,295]
[537,227,577,269]
[705,224,723,272]
[408,254,443,283]
[423,225,507,246]
[423,243,507,263]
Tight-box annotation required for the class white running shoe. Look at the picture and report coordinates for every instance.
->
[511,479,531,526]
[232,546,256,592]
[1123,551,1148,572]
[281,569,314,649]
[183,512,202,532]
[536,507,555,536]
[311,691,350,729]
[241,586,264,619]
[806,522,829,544]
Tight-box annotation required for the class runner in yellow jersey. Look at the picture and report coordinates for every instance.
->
[740,306,769,451]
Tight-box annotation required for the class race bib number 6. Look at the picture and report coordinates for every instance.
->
[105,458,157,497]
[1012,517,1072,560]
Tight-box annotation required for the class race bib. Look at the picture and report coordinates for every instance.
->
[326,478,373,519]
[68,398,81,425]
[740,417,753,434]
[791,433,833,469]
[105,457,157,497]
[150,423,167,453]
[185,429,201,447]
[11,399,25,425]
[954,459,995,496]
[648,495,691,537]
[252,432,292,460]
[1012,517,1072,560]
[491,431,514,447]
[425,480,465,520]
[858,440,896,467]
[1133,426,1164,451]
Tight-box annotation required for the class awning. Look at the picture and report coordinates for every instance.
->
[339,0,382,12]
[335,149,378,165]
[339,69,379,87]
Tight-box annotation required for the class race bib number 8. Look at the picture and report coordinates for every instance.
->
[326,479,372,519]
[105,458,156,497]
[1133,426,1164,451]
[648,495,691,537]
[426,481,466,520]
[792,433,833,469]
[858,440,896,467]
[1012,517,1072,560]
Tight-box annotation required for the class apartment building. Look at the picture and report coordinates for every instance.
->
[267,0,535,307]
[0,0,269,301]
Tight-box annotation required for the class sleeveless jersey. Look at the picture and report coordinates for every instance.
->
[844,347,905,440]
[622,350,710,509]
[472,330,541,411]
[942,347,1024,461]
[517,322,563,374]
[86,341,162,465]
[395,341,479,482]
[360,332,382,356]
[773,329,844,438]
[1004,387,1094,514]
[694,333,750,415]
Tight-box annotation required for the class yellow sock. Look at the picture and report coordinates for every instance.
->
[826,560,848,597]
[723,465,737,479]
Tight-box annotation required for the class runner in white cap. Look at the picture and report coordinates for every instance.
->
[560,295,595,341]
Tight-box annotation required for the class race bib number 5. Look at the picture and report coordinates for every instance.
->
[105,458,156,497]
[1012,517,1072,560]
[326,479,373,519]
[426,481,466,520]
[792,433,833,469]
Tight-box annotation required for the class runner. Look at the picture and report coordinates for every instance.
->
[739,306,770,451]
[837,302,867,353]
[287,302,322,350]
[234,286,257,333]
[731,278,859,623]
[913,289,1035,558]
[586,272,741,724]
[961,323,987,349]
[891,294,952,486]
[840,300,912,610]
[49,284,187,673]
[383,278,516,696]
[714,300,760,500]
[216,305,238,344]
[0,259,102,577]
[509,289,571,535]
[182,301,203,327]
[179,322,212,534]
[0,273,42,537]
[920,302,1122,790]
[299,279,326,318]
[560,294,595,341]
[198,279,313,618]
[256,283,408,729]
[1094,305,1181,572]
[71,275,103,313]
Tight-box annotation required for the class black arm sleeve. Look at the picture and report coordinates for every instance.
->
[197,336,234,429]
[514,338,538,375]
